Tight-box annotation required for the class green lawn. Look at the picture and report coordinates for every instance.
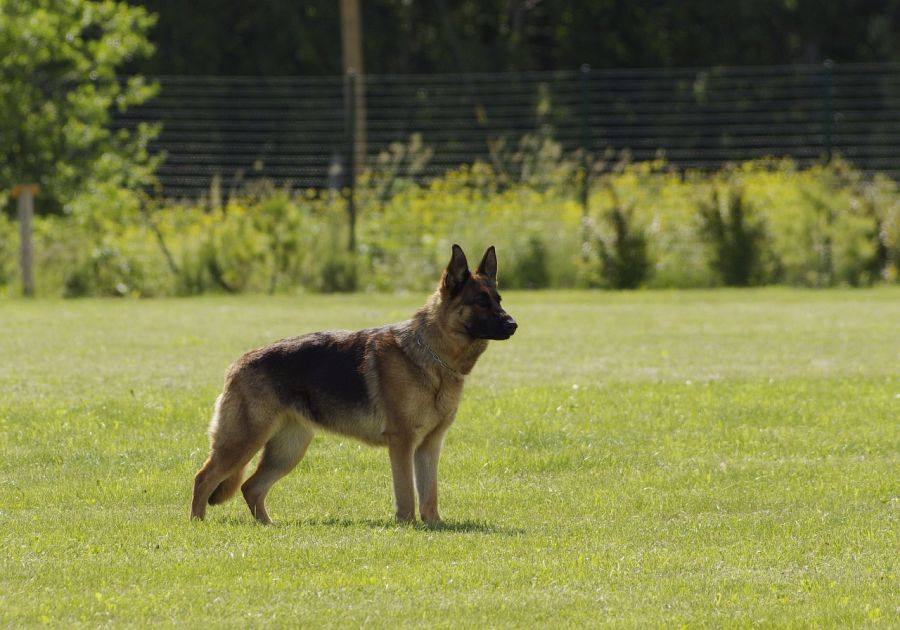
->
[1,289,898,627]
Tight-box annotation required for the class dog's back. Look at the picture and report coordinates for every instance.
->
[230,329,389,444]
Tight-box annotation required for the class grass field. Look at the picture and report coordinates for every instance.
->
[1,289,898,627]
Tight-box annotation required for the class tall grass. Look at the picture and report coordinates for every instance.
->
[1,158,898,297]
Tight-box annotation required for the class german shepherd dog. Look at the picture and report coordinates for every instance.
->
[190,245,516,524]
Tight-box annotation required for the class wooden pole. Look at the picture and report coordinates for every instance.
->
[12,184,39,297]
[340,0,366,172]
[345,72,357,253]
[579,64,591,265]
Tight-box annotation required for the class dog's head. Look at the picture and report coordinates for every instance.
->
[437,244,517,340]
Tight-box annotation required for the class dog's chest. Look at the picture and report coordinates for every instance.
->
[418,377,463,430]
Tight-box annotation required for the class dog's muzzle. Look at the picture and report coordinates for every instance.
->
[501,315,518,337]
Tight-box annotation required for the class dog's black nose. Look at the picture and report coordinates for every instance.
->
[503,318,518,335]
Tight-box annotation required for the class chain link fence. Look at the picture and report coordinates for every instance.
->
[114,62,900,199]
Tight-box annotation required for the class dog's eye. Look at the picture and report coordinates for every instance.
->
[475,294,491,307]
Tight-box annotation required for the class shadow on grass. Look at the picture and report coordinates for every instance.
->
[203,514,523,535]
[300,517,524,535]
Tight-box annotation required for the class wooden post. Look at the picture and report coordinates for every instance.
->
[345,72,358,254]
[12,184,39,297]
[822,59,834,164]
[340,0,366,172]
[579,64,591,264]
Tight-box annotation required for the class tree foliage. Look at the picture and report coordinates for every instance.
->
[0,0,159,213]
[127,0,900,76]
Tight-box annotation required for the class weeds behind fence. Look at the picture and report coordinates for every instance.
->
[2,157,897,297]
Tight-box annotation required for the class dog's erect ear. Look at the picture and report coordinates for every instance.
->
[442,244,470,293]
[476,245,498,281]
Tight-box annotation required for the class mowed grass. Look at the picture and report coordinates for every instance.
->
[1,289,898,627]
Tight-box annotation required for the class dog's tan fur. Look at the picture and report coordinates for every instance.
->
[190,245,516,524]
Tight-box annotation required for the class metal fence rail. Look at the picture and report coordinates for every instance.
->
[113,63,900,198]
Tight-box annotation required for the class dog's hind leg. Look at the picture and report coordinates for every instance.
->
[207,462,245,506]
[241,421,314,525]
[192,455,245,521]
[190,394,274,521]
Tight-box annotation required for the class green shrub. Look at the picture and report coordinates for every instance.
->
[742,159,885,287]
[697,184,770,286]
[597,205,651,289]
[0,212,17,295]
[507,236,550,289]
[845,176,900,285]
[868,176,900,283]
[3,157,899,297]
[64,245,133,297]
[317,255,358,293]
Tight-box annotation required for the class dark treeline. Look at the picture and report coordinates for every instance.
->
[126,0,900,76]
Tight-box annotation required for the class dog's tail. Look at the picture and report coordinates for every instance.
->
[205,392,247,506]
[208,466,246,505]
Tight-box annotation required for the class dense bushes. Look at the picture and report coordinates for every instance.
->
[1,158,898,297]
[697,185,769,287]
[583,182,651,289]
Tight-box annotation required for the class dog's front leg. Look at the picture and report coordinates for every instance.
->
[388,435,416,523]
[415,430,445,524]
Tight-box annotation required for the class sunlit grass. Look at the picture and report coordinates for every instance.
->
[1,289,898,626]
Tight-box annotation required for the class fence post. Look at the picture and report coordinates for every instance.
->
[340,0,366,171]
[344,71,357,254]
[820,60,835,285]
[823,59,834,164]
[579,64,591,261]
[12,184,38,297]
